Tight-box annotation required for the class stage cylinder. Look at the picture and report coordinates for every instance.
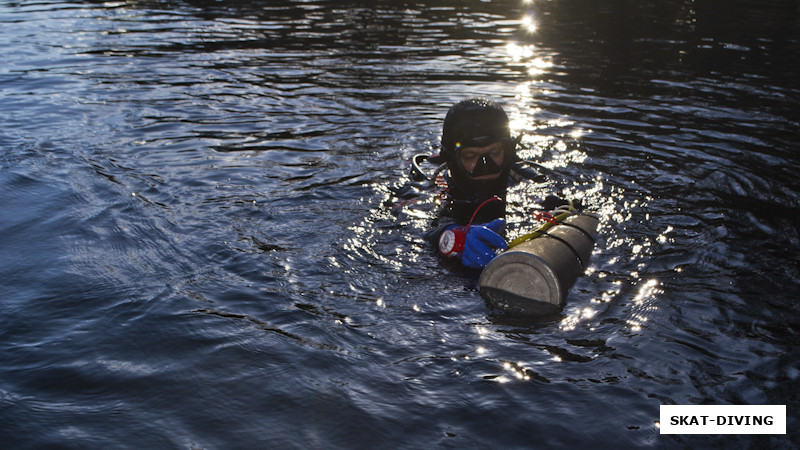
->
[479,214,599,315]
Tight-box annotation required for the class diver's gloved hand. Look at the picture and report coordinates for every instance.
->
[439,219,507,269]
[461,219,508,269]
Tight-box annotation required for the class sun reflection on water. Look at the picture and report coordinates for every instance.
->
[521,15,537,33]
[506,42,533,61]
[560,306,599,332]
[626,279,662,333]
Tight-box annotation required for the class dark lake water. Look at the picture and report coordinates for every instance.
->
[2,0,799,448]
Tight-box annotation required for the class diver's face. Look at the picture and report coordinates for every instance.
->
[459,141,505,180]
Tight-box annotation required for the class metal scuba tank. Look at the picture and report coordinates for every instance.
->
[479,213,599,316]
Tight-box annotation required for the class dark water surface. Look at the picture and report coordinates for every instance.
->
[2,0,799,448]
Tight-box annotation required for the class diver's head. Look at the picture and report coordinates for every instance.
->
[440,98,517,200]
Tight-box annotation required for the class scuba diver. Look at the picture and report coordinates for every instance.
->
[410,97,564,270]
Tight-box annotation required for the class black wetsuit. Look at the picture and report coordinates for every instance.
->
[421,161,549,247]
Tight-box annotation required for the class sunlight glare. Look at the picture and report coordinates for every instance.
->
[521,15,537,33]
[506,42,533,61]
[527,57,553,76]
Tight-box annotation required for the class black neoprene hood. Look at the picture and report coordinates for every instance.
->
[439,98,516,218]
[440,98,511,159]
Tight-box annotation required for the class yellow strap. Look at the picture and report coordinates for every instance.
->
[508,212,571,248]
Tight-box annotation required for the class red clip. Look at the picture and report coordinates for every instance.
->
[534,211,559,224]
